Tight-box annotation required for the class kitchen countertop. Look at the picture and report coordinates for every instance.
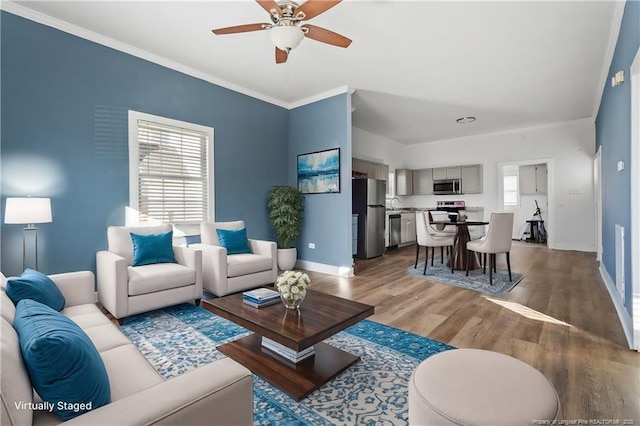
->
[386,207,484,214]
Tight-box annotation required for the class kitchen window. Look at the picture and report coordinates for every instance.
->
[503,165,519,207]
[128,111,214,226]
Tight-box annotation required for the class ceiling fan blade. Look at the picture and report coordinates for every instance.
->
[275,48,288,64]
[295,0,342,20]
[303,24,351,48]
[256,0,282,16]
[212,23,269,35]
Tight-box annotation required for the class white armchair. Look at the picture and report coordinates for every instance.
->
[97,224,202,323]
[190,221,277,297]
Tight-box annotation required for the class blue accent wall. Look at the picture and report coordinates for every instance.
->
[289,93,352,270]
[595,0,640,316]
[0,12,289,276]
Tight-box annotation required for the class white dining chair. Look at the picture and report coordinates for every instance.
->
[415,212,454,275]
[465,212,514,285]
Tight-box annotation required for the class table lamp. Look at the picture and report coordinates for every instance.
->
[4,197,52,271]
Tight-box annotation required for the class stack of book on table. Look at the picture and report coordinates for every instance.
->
[242,288,281,308]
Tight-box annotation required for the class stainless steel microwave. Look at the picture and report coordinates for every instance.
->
[433,179,461,195]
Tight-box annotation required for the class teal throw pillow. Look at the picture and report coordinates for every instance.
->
[14,299,111,421]
[6,268,65,311]
[130,231,177,266]
[216,228,252,255]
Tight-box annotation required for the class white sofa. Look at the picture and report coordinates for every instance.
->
[190,221,277,297]
[0,271,253,425]
[97,224,202,323]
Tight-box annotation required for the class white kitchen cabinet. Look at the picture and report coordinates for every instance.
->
[400,213,416,245]
[461,164,483,194]
[413,168,433,195]
[519,164,547,195]
[433,166,461,180]
[396,169,413,195]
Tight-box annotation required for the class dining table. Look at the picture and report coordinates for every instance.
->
[432,221,489,270]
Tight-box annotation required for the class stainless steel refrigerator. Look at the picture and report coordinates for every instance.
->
[352,178,386,259]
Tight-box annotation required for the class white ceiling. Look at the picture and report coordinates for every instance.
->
[7,0,620,144]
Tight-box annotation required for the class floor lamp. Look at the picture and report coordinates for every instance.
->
[4,197,52,271]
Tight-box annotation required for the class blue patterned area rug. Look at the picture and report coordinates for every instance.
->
[120,304,454,425]
[408,256,523,295]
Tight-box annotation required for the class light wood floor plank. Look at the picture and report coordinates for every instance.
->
[306,243,640,421]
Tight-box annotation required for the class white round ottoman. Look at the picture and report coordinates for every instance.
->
[408,349,561,425]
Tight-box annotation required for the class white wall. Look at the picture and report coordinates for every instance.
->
[401,118,596,251]
[352,126,405,170]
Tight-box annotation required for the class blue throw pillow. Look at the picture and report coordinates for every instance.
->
[130,231,177,266]
[6,269,65,311]
[216,228,252,255]
[14,299,111,420]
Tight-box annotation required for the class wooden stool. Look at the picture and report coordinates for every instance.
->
[409,349,561,425]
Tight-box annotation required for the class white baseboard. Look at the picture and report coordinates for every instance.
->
[599,264,635,349]
[548,242,596,252]
[295,260,354,277]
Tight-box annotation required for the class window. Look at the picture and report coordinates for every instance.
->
[503,165,519,207]
[128,111,214,225]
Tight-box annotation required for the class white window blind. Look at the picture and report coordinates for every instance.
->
[135,118,210,224]
[503,165,519,207]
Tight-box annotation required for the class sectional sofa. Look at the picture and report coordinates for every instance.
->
[0,270,253,425]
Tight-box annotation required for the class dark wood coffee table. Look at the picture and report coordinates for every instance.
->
[202,289,374,400]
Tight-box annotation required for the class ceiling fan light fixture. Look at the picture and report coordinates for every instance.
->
[269,25,304,51]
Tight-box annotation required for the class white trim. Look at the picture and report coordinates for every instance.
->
[127,110,215,225]
[288,86,351,109]
[295,259,354,278]
[551,242,600,252]
[592,0,627,118]
[594,145,603,262]
[600,263,635,350]
[1,2,289,109]
[630,45,640,351]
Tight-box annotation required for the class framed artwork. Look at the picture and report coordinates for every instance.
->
[297,148,341,194]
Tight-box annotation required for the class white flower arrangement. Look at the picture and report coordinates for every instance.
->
[276,270,310,307]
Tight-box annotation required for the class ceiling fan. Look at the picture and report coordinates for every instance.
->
[212,0,352,64]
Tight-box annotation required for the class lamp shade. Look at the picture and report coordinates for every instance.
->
[269,26,304,51]
[4,198,52,225]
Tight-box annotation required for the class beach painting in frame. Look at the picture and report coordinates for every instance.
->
[297,148,341,194]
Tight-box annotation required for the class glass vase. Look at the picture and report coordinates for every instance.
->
[280,288,306,310]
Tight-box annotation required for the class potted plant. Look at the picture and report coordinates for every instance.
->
[268,185,304,270]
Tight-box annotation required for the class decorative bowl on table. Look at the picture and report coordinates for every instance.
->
[276,270,310,310]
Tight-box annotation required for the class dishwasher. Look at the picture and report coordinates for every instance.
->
[389,214,401,248]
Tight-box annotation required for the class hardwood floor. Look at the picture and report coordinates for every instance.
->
[305,242,640,421]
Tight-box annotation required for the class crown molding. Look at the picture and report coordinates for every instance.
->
[592,0,627,118]
[288,85,352,109]
[0,1,291,109]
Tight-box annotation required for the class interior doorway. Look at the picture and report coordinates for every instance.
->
[594,146,602,262]
[498,158,553,247]
[631,46,640,350]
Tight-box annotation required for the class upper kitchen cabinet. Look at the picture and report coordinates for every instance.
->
[352,158,389,181]
[413,168,433,195]
[396,169,413,195]
[433,166,461,180]
[367,162,381,179]
[461,164,483,194]
[519,164,547,195]
[352,158,368,176]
